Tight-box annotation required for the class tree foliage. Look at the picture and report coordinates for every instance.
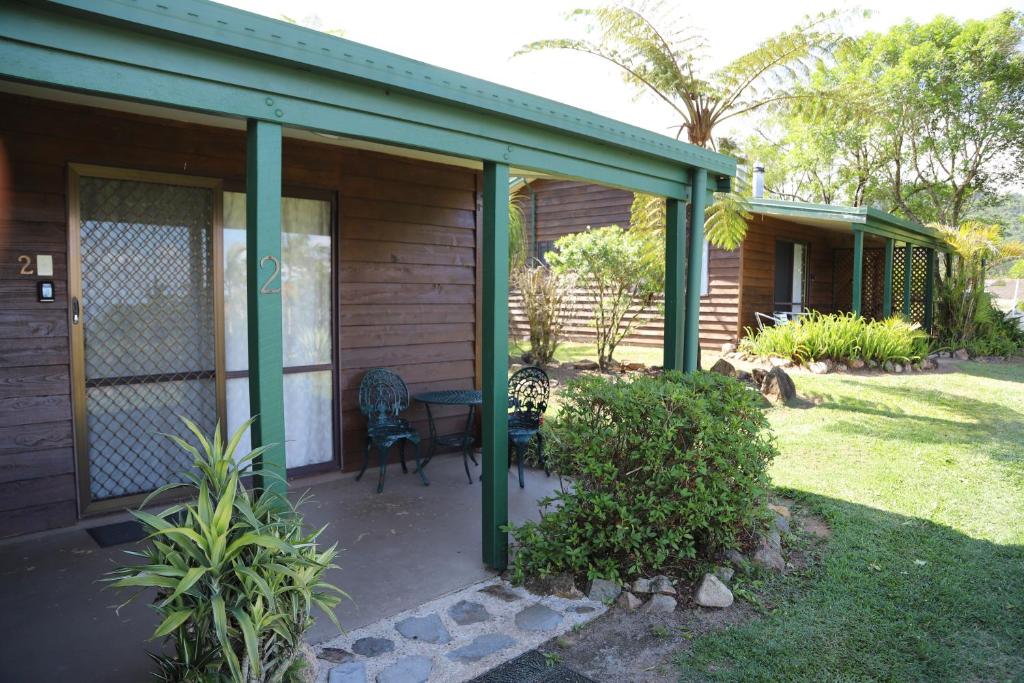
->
[547,225,663,369]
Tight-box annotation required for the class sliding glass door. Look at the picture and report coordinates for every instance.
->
[222,192,336,469]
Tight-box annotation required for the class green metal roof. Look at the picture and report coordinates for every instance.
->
[747,198,950,251]
[0,0,735,198]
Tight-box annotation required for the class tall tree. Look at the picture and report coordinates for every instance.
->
[517,1,845,247]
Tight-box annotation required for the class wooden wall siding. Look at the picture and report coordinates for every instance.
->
[527,179,633,247]
[0,93,480,536]
[736,215,887,336]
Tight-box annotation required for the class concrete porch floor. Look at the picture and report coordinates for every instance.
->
[0,454,560,683]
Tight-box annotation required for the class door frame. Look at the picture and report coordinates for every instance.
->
[68,163,225,516]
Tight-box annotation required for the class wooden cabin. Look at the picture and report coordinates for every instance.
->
[0,0,734,549]
[512,181,948,351]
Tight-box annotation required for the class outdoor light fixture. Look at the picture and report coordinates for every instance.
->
[37,280,55,302]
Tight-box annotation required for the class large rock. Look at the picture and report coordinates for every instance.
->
[808,361,830,374]
[760,367,797,405]
[630,577,652,594]
[724,548,746,567]
[768,356,792,368]
[767,503,791,519]
[377,656,432,683]
[587,578,621,603]
[573,359,600,370]
[710,358,737,378]
[849,358,866,370]
[694,574,734,608]
[642,594,677,613]
[713,566,735,583]
[616,591,643,610]
[651,575,676,596]
[953,348,970,360]
[394,614,451,644]
[721,341,738,354]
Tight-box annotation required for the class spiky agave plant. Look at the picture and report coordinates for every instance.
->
[106,418,345,683]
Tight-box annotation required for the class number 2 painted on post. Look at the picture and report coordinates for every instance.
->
[260,255,281,294]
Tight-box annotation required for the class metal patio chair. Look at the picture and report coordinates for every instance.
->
[357,368,428,493]
[507,366,551,489]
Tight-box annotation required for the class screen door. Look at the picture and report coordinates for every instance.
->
[69,166,224,512]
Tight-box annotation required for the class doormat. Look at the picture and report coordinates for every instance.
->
[87,520,147,548]
[470,650,596,683]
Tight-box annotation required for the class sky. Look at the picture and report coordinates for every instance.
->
[219,0,1019,145]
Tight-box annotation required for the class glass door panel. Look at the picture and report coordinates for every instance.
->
[222,192,335,468]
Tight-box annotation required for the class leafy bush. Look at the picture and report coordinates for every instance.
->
[547,225,663,369]
[507,371,777,583]
[512,261,576,365]
[739,312,930,364]
[107,418,344,682]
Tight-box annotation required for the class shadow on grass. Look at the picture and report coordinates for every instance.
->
[800,379,1024,469]
[943,357,1024,384]
[678,492,1024,682]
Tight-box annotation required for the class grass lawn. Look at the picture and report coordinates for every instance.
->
[677,361,1024,681]
[509,338,666,368]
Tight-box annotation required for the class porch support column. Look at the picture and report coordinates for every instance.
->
[683,169,707,372]
[246,119,286,499]
[924,248,936,332]
[481,160,510,570]
[882,238,894,317]
[902,244,914,318]
[851,228,864,316]
[663,197,686,371]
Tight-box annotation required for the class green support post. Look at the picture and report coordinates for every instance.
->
[851,229,864,315]
[902,244,914,318]
[481,161,510,570]
[924,248,935,332]
[663,197,685,371]
[683,169,707,372]
[246,119,287,499]
[882,238,894,317]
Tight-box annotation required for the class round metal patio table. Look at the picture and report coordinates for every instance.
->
[413,389,481,484]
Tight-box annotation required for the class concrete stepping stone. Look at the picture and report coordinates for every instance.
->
[448,600,492,625]
[320,647,355,664]
[377,655,432,683]
[351,636,394,657]
[394,614,451,644]
[328,661,367,683]
[446,633,516,662]
[514,603,562,632]
[571,605,596,614]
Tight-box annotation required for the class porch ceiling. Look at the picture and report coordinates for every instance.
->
[0,0,735,198]
[747,198,950,251]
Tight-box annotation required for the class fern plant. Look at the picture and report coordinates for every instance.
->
[107,418,345,682]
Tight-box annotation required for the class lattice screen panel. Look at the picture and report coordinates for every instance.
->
[79,177,217,501]
[832,248,884,320]
[892,248,932,326]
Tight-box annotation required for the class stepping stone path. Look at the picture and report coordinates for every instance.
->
[351,637,394,657]
[446,634,515,662]
[395,614,451,644]
[514,603,562,631]
[448,600,492,625]
[378,655,432,683]
[314,578,605,683]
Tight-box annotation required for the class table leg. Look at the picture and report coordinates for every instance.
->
[423,402,438,468]
[460,404,476,484]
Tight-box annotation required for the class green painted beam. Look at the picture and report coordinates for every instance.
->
[924,248,936,332]
[44,0,734,177]
[902,244,914,318]
[882,238,894,317]
[0,2,736,198]
[481,161,510,570]
[246,119,287,499]
[663,197,685,371]
[683,169,707,372]
[852,229,864,315]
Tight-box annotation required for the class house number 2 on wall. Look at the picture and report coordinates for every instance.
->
[260,255,281,294]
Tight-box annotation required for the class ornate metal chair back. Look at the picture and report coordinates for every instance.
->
[358,368,410,427]
[508,366,549,421]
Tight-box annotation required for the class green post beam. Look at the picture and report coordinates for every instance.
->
[683,169,707,372]
[924,248,936,332]
[663,197,685,371]
[882,238,894,317]
[481,161,510,570]
[246,119,287,499]
[902,244,914,318]
[851,229,864,315]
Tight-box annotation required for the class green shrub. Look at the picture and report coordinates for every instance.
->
[107,418,344,682]
[958,294,1024,356]
[739,311,930,364]
[507,371,777,583]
